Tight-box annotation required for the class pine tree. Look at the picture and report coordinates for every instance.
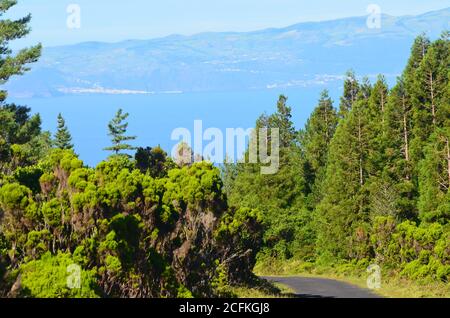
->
[418,128,450,224]
[226,96,311,260]
[54,113,73,150]
[0,0,42,104]
[268,95,297,148]
[0,1,46,173]
[403,34,431,86]
[381,77,417,220]
[339,70,360,118]
[412,33,449,137]
[104,108,136,155]
[369,75,389,124]
[364,75,388,171]
[315,91,372,260]
[301,90,338,205]
[414,33,450,222]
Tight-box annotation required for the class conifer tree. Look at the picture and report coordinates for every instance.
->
[268,95,297,148]
[315,91,372,260]
[412,33,449,138]
[365,76,388,176]
[381,78,417,219]
[403,34,431,86]
[53,113,73,150]
[0,1,46,173]
[0,0,42,104]
[339,70,360,118]
[104,108,136,155]
[418,128,450,224]
[301,90,338,205]
[369,75,389,123]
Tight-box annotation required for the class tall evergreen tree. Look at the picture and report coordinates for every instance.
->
[316,91,372,260]
[339,70,360,118]
[0,0,42,103]
[418,128,450,224]
[226,96,310,260]
[412,33,449,138]
[381,77,417,220]
[369,75,389,123]
[403,34,431,87]
[268,95,297,148]
[53,113,73,150]
[0,1,46,173]
[301,90,338,205]
[402,34,431,172]
[104,108,136,155]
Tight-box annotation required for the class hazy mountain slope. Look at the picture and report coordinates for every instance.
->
[6,8,450,97]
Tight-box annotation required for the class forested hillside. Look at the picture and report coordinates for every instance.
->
[225,32,450,286]
[0,1,263,298]
[0,0,448,298]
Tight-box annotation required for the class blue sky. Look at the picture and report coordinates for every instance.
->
[8,0,450,47]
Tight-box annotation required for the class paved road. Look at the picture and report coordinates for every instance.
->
[263,276,381,298]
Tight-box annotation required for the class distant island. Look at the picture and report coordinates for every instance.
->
[6,8,449,98]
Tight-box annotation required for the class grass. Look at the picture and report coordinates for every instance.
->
[229,276,296,298]
[253,258,450,298]
[231,283,295,298]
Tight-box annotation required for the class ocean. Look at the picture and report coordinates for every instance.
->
[9,87,341,167]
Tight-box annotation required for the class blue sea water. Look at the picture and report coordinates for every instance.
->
[10,87,341,167]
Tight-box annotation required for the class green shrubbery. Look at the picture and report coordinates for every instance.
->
[18,252,99,298]
[0,148,263,297]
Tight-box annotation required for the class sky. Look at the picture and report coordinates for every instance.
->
[7,0,450,47]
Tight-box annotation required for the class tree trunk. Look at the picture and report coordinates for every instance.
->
[429,71,436,126]
[358,114,364,186]
[402,96,410,163]
[446,137,450,187]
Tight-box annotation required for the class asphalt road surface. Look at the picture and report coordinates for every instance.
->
[263,276,381,298]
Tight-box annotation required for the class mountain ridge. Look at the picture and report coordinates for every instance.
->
[42,7,450,48]
[6,7,450,98]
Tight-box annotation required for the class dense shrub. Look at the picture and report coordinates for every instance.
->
[0,152,263,297]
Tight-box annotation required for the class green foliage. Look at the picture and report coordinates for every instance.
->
[339,70,360,117]
[0,0,262,299]
[24,229,51,260]
[19,252,100,298]
[0,0,44,173]
[163,161,225,211]
[0,141,260,297]
[0,182,36,216]
[12,165,43,194]
[135,146,175,178]
[225,34,450,286]
[300,89,338,206]
[41,198,63,227]
[0,1,42,102]
[1,9,449,296]
[418,129,450,224]
[104,109,136,156]
[53,113,73,150]
[0,105,50,173]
